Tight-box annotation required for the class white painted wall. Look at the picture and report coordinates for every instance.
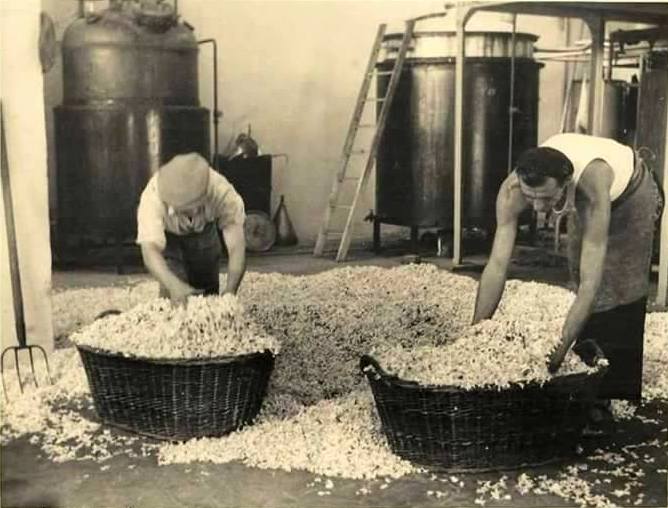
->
[181,1,573,244]
[1,0,54,353]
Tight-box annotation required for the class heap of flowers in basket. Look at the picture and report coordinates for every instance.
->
[362,317,609,472]
[71,294,281,359]
[71,294,280,440]
[371,317,607,390]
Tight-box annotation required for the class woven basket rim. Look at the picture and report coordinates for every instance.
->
[75,344,276,366]
[360,353,607,394]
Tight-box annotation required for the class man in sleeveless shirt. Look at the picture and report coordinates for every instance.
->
[136,152,247,306]
[473,133,663,403]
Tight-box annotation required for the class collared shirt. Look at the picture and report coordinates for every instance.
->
[136,168,245,251]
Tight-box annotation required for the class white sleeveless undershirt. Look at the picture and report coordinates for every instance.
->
[540,133,634,201]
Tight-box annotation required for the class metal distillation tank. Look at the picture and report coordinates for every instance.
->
[54,0,210,265]
[375,30,541,242]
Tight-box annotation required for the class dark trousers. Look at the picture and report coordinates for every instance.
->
[575,296,647,402]
[161,222,222,296]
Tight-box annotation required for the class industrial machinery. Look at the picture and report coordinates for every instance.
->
[374,30,541,251]
[54,0,210,267]
[636,50,668,264]
[636,51,667,189]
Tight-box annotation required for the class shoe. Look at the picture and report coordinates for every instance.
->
[589,402,613,425]
[581,400,613,437]
[582,425,606,437]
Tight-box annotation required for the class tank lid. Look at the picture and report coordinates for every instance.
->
[383,31,538,42]
[381,31,538,60]
[62,8,197,49]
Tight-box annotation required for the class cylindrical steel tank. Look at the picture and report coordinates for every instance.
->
[636,51,667,188]
[54,1,209,265]
[566,79,637,144]
[375,31,540,231]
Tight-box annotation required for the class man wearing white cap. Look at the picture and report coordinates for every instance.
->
[136,152,246,305]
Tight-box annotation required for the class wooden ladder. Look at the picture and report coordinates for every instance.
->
[313,20,415,261]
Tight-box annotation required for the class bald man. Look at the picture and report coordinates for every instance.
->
[136,153,247,305]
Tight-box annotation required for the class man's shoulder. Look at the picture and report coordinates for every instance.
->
[138,174,162,207]
[579,160,614,200]
[499,171,522,198]
[137,174,166,227]
[497,172,527,217]
[208,168,238,195]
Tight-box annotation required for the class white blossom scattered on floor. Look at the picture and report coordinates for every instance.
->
[643,312,668,402]
[473,437,662,508]
[52,282,156,339]
[2,264,667,491]
[158,390,419,480]
[0,348,158,462]
[610,400,638,421]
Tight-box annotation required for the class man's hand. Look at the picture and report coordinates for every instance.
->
[547,338,572,374]
[168,280,203,307]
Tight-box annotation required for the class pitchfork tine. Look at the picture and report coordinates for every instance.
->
[0,105,52,398]
[14,348,23,393]
[28,348,39,388]
[35,345,53,385]
[1,349,9,399]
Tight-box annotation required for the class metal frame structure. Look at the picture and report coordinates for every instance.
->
[449,1,668,307]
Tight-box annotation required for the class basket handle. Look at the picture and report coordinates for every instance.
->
[95,309,122,321]
[572,338,606,367]
[360,354,386,378]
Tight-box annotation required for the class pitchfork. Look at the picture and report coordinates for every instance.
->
[1,105,52,399]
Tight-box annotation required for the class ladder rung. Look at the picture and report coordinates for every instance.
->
[315,22,414,262]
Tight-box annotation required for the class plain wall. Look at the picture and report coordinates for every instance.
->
[41,0,578,245]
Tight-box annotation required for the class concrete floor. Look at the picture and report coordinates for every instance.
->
[2,245,668,507]
[2,401,667,508]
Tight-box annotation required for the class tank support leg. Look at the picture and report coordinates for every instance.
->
[115,233,125,275]
[373,219,381,254]
[410,226,419,253]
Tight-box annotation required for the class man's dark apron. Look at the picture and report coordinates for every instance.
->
[160,222,222,297]
[568,155,663,401]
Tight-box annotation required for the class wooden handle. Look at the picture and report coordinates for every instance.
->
[1,104,27,347]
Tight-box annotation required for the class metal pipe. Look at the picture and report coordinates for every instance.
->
[585,15,605,136]
[453,4,473,266]
[606,37,614,81]
[198,38,220,162]
[559,18,573,133]
[410,11,448,23]
[633,55,646,149]
[507,13,517,173]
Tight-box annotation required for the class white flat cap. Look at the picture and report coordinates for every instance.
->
[157,153,210,208]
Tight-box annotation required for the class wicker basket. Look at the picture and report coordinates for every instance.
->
[77,345,275,441]
[361,354,606,472]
